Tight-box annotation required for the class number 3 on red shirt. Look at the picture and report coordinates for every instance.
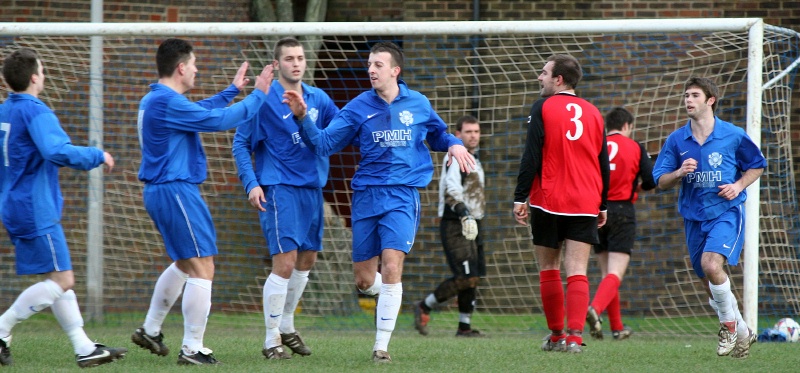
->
[565,103,583,140]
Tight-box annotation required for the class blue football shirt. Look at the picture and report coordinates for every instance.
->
[652,117,766,221]
[295,80,462,190]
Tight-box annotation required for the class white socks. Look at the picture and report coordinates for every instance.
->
[708,285,749,340]
[52,290,95,356]
[144,263,188,337]
[373,283,402,352]
[0,280,96,356]
[263,273,289,349]
[360,272,382,296]
[707,296,720,315]
[181,278,212,354]
[727,291,749,340]
[280,269,309,334]
[424,293,440,309]
[0,279,63,337]
[709,278,735,323]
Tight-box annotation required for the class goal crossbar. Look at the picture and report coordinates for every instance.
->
[0,18,762,36]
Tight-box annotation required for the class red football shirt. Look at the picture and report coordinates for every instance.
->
[514,93,609,216]
[606,132,651,202]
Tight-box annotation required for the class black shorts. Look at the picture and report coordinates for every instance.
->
[440,218,486,278]
[530,207,600,248]
[594,201,635,255]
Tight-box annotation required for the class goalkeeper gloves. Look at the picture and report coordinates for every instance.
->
[460,215,478,240]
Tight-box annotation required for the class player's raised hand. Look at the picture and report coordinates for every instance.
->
[232,61,250,90]
[253,65,274,94]
[282,90,308,120]
[447,144,476,174]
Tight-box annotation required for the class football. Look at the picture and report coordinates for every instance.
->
[775,317,800,342]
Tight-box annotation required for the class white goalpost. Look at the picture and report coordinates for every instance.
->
[0,19,797,335]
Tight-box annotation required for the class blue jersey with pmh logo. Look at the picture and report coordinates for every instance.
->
[296,80,462,190]
[652,117,766,221]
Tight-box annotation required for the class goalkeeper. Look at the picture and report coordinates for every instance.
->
[414,115,486,337]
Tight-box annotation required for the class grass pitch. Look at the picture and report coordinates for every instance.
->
[2,313,796,372]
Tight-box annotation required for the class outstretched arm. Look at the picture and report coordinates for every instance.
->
[283,90,356,156]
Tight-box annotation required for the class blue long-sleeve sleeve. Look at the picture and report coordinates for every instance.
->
[232,115,259,194]
[195,84,240,110]
[29,112,104,170]
[296,109,358,157]
[138,83,268,184]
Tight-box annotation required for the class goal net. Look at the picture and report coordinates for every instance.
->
[0,20,798,336]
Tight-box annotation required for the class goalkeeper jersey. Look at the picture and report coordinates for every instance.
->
[137,83,266,184]
[232,81,339,193]
[0,93,105,239]
[652,117,766,221]
[295,80,462,190]
[438,152,485,220]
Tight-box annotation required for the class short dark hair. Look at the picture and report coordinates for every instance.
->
[604,107,634,131]
[274,37,303,61]
[684,76,719,113]
[370,41,404,70]
[156,38,193,78]
[3,48,39,92]
[546,54,583,89]
[455,115,479,132]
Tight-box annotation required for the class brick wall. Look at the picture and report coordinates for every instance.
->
[0,0,249,22]
[331,0,798,25]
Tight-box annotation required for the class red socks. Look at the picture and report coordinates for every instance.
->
[566,275,589,344]
[607,292,623,331]
[591,274,623,331]
[590,273,621,314]
[539,269,564,336]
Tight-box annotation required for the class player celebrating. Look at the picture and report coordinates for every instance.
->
[513,54,609,354]
[283,41,474,363]
[0,48,126,368]
[586,107,655,340]
[232,37,339,360]
[132,38,273,365]
[652,77,764,359]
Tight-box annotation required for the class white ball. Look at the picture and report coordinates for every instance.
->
[775,318,800,343]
